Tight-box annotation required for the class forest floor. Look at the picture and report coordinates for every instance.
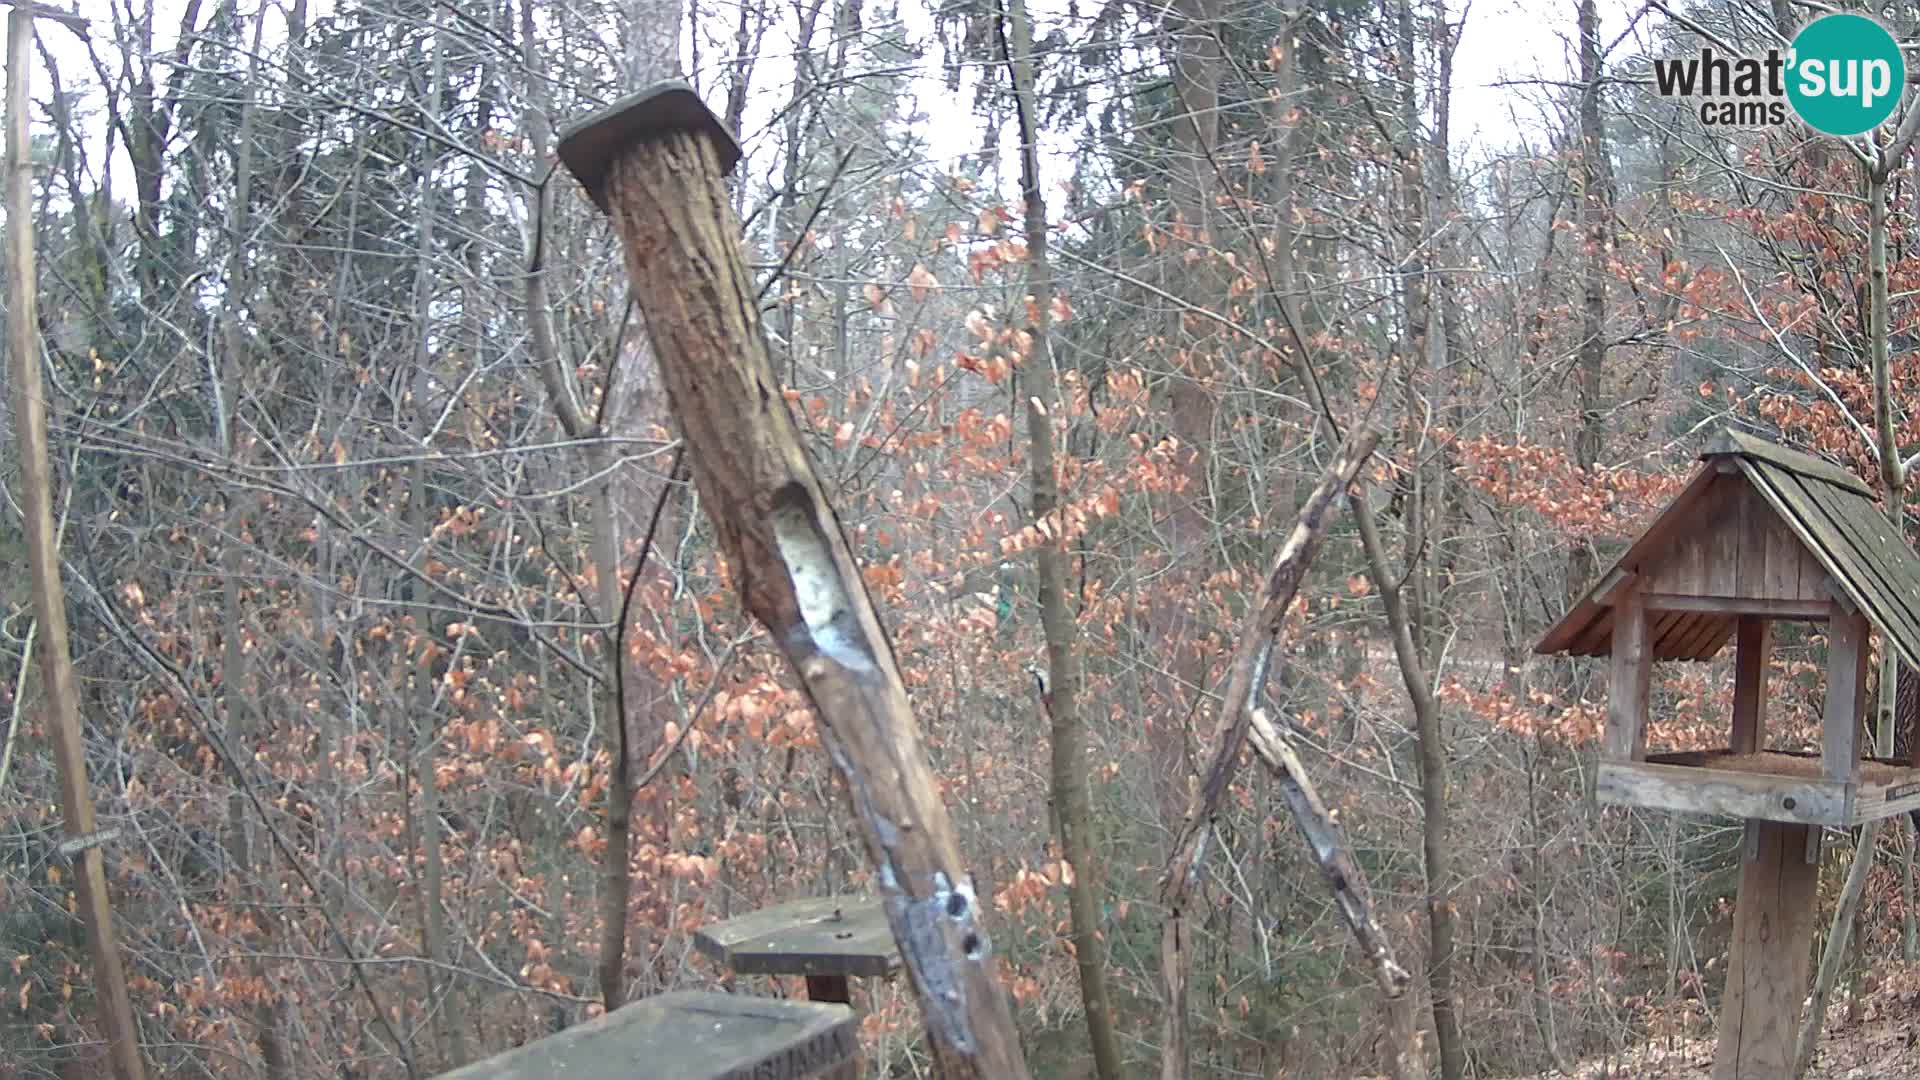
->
[1509,965,1920,1079]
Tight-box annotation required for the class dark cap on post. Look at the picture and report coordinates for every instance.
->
[556,81,743,214]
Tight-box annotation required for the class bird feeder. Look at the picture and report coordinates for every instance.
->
[695,895,902,1005]
[1537,428,1920,1079]
[437,990,857,1080]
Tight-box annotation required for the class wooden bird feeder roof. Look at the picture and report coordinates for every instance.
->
[1536,427,1920,672]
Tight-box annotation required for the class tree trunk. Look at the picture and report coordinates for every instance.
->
[1355,477,1462,1080]
[1150,0,1223,830]
[999,1,1122,1076]
[1390,1,1463,1075]
[218,12,292,1075]
[5,12,146,1080]
[405,24,463,1064]
[1798,161,1904,1078]
[1568,0,1611,606]
[518,0,674,1009]
[1796,823,1878,1076]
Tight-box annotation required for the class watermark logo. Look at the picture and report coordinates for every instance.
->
[1650,12,1905,136]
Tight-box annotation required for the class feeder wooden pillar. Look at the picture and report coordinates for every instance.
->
[1714,821,1819,1080]
[1731,616,1769,756]
[1823,610,1869,781]
[1537,429,1920,1080]
[1605,588,1651,762]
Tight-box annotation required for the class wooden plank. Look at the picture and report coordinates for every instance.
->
[1593,567,1635,606]
[1703,480,1740,597]
[1731,617,1770,755]
[1731,480,1832,602]
[1733,478,1759,599]
[1537,463,1723,655]
[1904,676,1920,768]
[1797,479,1920,632]
[1741,463,1920,671]
[437,991,859,1080]
[1690,620,1738,661]
[694,896,901,979]
[1712,821,1820,1080]
[1762,488,1809,599]
[1788,473,1920,673]
[1851,763,1920,825]
[1639,594,1831,619]
[1569,604,1617,657]
[1823,610,1869,782]
[1606,590,1653,762]
[1672,610,1731,661]
[1703,427,1874,497]
[1595,761,1848,826]
[1658,610,1703,661]
[1810,481,1920,673]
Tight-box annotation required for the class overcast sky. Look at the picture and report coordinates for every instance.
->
[27,0,1652,220]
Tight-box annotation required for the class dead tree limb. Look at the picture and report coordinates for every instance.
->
[557,85,1030,1079]
[1246,707,1410,996]
[1157,424,1382,1080]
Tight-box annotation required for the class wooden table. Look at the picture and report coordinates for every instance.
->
[694,896,901,1005]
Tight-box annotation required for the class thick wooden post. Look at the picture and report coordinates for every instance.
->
[1714,821,1820,1080]
[1731,616,1770,755]
[557,85,1030,1079]
[1605,589,1652,761]
[1823,611,1869,781]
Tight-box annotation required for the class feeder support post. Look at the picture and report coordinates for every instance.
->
[556,84,1032,1079]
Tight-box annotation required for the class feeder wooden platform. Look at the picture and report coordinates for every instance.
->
[435,990,857,1080]
[1598,749,1920,826]
[695,896,900,1004]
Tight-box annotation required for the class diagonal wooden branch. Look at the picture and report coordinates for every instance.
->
[1157,423,1381,1080]
[1245,707,1411,996]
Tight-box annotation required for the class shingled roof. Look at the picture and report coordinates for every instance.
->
[1536,428,1920,672]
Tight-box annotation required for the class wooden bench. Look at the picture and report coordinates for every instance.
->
[694,896,901,1005]
[435,990,857,1080]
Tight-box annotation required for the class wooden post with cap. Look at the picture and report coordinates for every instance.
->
[4,5,146,1080]
[556,84,1032,1079]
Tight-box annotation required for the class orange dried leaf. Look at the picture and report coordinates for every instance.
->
[908,264,938,301]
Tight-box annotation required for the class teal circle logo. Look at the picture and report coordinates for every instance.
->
[1787,14,1905,136]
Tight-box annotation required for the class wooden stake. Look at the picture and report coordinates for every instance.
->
[4,9,143,1079]
[557,85,1029,1079]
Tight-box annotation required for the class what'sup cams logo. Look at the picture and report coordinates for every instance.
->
[1652,13,1906,136]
